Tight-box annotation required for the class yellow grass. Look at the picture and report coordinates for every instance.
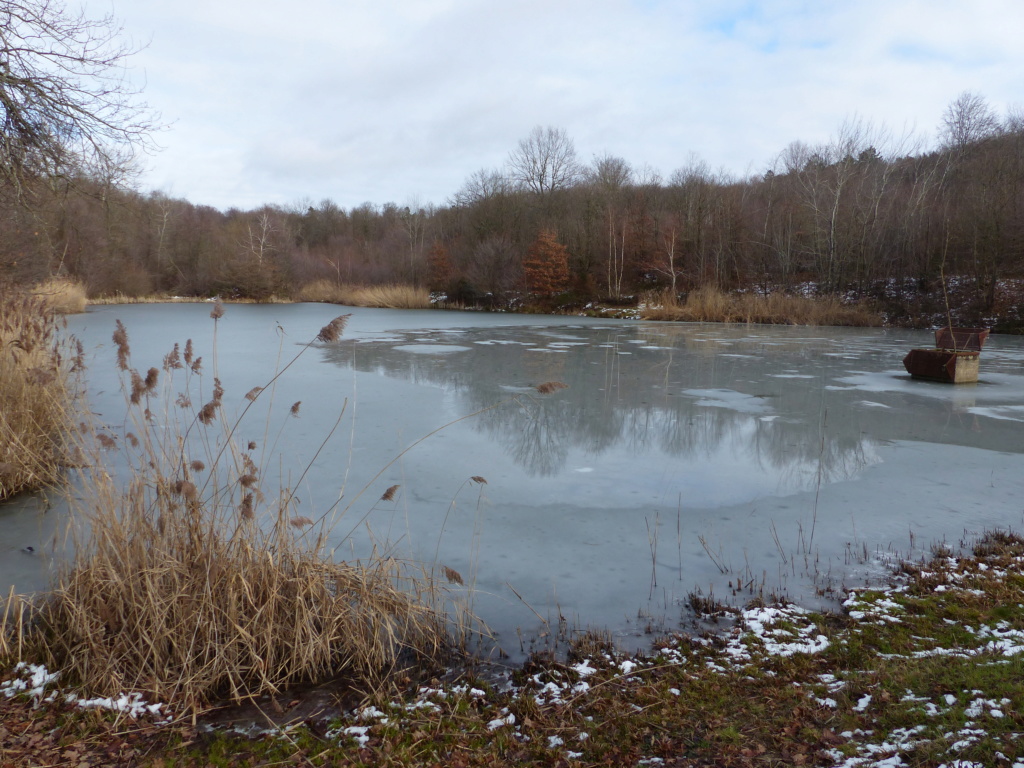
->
[298,280,430,309]
[87,294,289,305]
[0,290,81,500]
[30,277,87,314]
[642,285,882,326]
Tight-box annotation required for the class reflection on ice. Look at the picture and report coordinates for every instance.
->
[317,316,1024,651]
[391,344,471,353]
[967,405,1024,422]
[682,389,775,414]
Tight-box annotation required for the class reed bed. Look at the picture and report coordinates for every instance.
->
[642,285,882,326]
[6,305,450,712]
[87,294,290,305]
[298,280,430,309]
[30,277,88,314]
[0,290,82,501]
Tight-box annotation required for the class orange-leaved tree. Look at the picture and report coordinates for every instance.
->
[426,240,455,291]
[523,229,570,295]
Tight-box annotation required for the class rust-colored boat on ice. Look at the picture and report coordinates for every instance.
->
[902,327,990,384]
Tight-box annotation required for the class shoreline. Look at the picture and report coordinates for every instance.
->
[78,282,1024,334]
[3,527,1023,766]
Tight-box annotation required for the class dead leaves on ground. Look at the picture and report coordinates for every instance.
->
[0,694,190,767]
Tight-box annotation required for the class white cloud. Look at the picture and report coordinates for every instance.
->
[89,0,1024,209]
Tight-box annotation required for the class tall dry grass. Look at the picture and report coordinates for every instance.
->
[4,306,451,712]
[0,290,82,501]
[87,294,291,305]
[30,277,88,314]
[642,285,882,327]
[298,279,430,309]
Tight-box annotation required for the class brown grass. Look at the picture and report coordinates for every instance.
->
[30,277,88,314]
[642,285,882,326]
[298,280,430,309]
[4,309,451,713]
[0,290,82,501]
[87,294,290,305]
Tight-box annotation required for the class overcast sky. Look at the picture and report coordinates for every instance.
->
[95,0,1024,212]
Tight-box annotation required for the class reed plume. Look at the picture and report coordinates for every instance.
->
[316,313,351,342]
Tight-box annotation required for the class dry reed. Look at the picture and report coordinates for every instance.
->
[298,279,430,309]
[30,277,88,314]
[642,285,881,327]
[87,294,291,305]
[10,308,450,712]
[0,290,82,501]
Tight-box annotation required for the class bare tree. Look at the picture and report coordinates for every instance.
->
[1005,103,1024,134]
[450,167,508,207]
[398,200,429,283]
[0,0,157,199]
[243,210,277,268]
[779,140,812,174]
[586,152,632,191]
[506,126,581,196]
[585,153,632,297]
[940,91,999,153]
[667,155,715,286]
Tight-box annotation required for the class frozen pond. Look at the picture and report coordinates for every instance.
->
[3,303,1024,659]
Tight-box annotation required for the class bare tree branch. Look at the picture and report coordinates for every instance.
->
[0,0,158,200]
[506,125,581,196]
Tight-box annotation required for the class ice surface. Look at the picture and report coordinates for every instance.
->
[6,304,1023,661]
[390,344,471,354]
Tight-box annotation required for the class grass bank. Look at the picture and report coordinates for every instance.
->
[3,530,1023,766]
[85,294,290,305]
[642,286,883,326]
[0,288,82,500]
[297,280,430,309]
[87,282,432,310]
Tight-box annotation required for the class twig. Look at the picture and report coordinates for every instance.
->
[698,535,729,574]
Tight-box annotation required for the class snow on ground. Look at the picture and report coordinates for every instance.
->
[1,662,169,721]
[3,541,1022,766]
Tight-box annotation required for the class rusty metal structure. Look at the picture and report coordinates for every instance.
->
[903,327,990,384]
[933,327,990,352]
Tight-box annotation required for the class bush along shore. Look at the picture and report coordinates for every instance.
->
[3,530,1023,767]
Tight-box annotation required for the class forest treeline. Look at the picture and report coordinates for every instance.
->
[2,93,1022,327]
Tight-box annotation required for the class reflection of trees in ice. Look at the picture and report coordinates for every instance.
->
[483,399,573,477]
[745,411,878,490]
[323,323,1016,483]
[321,325,890,485]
